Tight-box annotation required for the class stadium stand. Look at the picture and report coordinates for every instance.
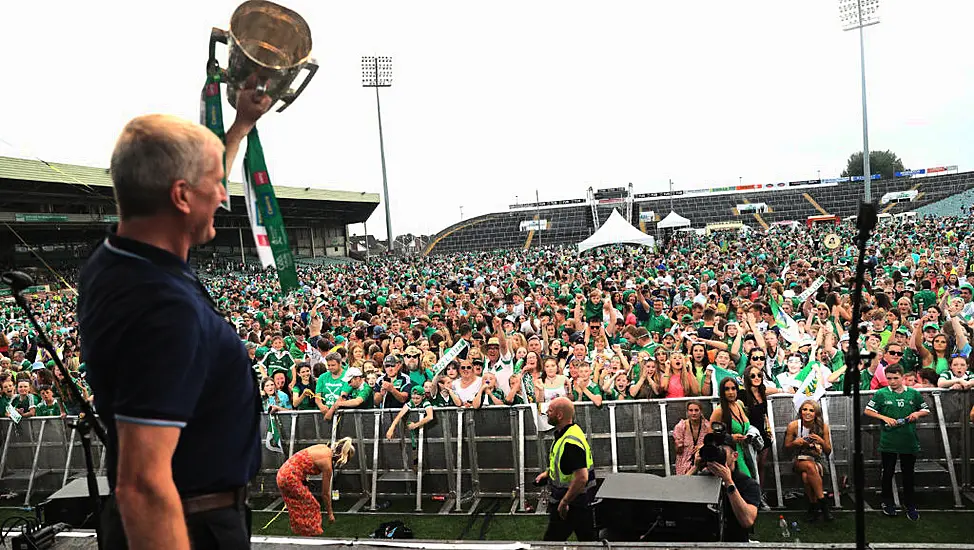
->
[424,170,974,255]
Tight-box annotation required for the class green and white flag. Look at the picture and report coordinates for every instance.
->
[430,339,469,377]
[792,363,827,413]
[265,415,284,453]
[797,276,827,303]
[709,365,744,397]
[769,296,802,343]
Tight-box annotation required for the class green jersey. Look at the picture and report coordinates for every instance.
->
[262,349,295,382]
[571,381,602,403]
[408,368,434,388]
[340,381,373,409]
[644,313,672,335]
[866,386,929,454]
[315,369,347,408]
[35,399,61,417]
[10,394,39,412]
[913,289,937,311]
[898,348,919,372]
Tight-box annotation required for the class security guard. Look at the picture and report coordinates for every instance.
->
[534,397,596,541]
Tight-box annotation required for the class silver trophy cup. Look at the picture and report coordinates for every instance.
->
[209,0,318,112]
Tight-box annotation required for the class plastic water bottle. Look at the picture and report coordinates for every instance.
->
[791,521,801,543]
[779,516,790,539]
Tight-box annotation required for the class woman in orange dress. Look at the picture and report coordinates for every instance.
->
[276,438,355,536]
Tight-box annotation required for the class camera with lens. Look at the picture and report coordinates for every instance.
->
[696,421,734,470]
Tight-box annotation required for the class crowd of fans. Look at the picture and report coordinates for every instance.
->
[1,214,974,519]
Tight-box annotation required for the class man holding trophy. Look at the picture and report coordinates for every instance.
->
[79,2,317,548]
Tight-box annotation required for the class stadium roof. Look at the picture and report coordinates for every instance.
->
[0,156,379,205]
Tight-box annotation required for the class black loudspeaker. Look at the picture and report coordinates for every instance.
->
[39,477,110,529]
[594,473,723,542]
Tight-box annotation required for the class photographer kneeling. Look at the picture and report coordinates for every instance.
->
[686,422,761,542]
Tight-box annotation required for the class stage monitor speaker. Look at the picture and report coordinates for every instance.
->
[39,477,110,529]
[594,472,723,542]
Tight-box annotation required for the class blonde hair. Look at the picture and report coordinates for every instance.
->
[331,437,356,468]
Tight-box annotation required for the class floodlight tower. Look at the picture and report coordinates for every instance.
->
[362,56,394,251]
[839,0,880,203]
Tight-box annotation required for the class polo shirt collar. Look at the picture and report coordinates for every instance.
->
[105,225,189,271]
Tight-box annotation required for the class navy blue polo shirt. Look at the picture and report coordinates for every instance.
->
[78,231,261,496]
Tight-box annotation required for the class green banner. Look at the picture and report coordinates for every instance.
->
[14,214,69,223]
[200,71,230,211]
[0,285,49,297]
[199,66,297,293]
[243,128,298,294]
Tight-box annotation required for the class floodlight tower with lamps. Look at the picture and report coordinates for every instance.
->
[840,0,880,204]
[362,56,394,251]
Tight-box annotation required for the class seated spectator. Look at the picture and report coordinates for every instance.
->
[786,399,834,522]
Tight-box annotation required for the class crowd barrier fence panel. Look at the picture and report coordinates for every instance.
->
[0,389,971,511]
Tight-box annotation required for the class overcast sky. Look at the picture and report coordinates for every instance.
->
[1,1,972,239]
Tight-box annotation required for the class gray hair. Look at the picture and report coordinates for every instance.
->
[110,114,221,220]
[324,352,343,364]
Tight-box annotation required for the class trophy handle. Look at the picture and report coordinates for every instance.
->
[208,27,229,71]
[276,58,319,113]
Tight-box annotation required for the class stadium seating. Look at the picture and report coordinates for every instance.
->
[425,170,974,254]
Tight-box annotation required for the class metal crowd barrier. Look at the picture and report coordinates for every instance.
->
[0,389,971,512]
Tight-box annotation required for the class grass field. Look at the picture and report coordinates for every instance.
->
[2,506,970,543]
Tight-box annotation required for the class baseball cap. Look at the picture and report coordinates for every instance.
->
[487,337,500,346]
[896,326,911,335]
[680,314,693,323]
[839,333,850,342]
[344,367,363,381]
[31,361,45,371]
[923,323,940,332]
[404,345,421,356]
[383,354,402,367]
[960,283,974,293]
[410,385,425,396]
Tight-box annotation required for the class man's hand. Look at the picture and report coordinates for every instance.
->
[534,472,548,485]
[233,75,274,128]
[882,416,899,427]
[557,499,569,520]
[705,461,733,485]
[327,512,336,524]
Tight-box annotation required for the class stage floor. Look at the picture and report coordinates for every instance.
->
[44,532,974,550]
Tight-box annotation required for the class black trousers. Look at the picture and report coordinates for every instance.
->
[881,451,917,508]
[101,494,252,549]
[543,501,596,542]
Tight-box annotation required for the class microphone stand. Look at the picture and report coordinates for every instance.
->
[842,202,877,550]
[5,279,106,550]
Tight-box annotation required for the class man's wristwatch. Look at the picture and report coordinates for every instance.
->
[725,484,737,495]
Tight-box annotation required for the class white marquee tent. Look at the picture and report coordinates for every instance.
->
[577,209,655,253]
[656,210,691,229]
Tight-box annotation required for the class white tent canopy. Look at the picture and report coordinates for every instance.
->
[577,209,655,253]
[656,210,691,229]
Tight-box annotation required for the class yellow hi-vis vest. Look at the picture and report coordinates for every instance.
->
[547,423,595,500]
